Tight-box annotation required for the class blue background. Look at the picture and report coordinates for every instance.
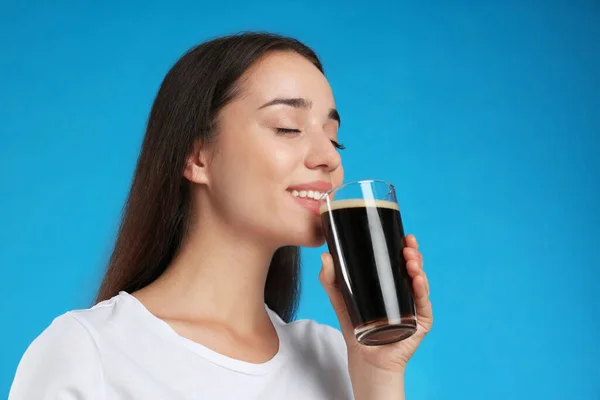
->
[1,1,599,398]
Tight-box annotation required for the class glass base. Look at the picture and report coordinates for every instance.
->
[355,317,417,346]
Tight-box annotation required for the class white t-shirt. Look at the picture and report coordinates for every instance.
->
[9,292,354,399]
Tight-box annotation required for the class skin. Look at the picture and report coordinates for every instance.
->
[134,51,433,399]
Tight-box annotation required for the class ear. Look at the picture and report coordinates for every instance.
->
[183,140,210,185]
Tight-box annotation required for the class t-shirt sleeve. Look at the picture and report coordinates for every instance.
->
[9,313,104,400]
[321,324,354,399]
[323,324,349,364]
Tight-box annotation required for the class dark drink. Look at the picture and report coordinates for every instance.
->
[320,197,417,346]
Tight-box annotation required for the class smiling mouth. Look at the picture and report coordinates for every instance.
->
[286,190,324,216]
[287,189,325,200]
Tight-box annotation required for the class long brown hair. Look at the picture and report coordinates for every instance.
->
[96,32,323,322]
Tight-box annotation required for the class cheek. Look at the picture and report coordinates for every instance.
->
[210,135,302,213]
[332,164,344,187]
[269,144,303,180]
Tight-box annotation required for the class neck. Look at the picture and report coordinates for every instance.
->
[141,212,279,333]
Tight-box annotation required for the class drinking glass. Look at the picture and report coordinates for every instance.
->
[320,179,417,346]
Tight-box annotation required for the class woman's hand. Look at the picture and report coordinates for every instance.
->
[319,234,433,399]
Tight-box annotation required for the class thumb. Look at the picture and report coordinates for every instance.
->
[319,252,354,341]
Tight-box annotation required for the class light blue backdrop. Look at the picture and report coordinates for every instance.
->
[1,1,598,399]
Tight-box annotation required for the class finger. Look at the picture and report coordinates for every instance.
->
[422,269,430,297]
[403,247,421,264]
[407,261,430,297]
[404,234,418,250]
[412,274,432,319]
[318,253,354,340]
[406,259,422,279]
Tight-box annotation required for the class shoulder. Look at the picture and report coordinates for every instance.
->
[286,318,348,359]
[268,309,348,363]
[9,304,115,399]
[16,312,101,367]
[273,315,353,396]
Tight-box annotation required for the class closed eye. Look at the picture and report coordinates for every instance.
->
[276,128,345,150]
[276,128,302,134]
[331,140,345,150]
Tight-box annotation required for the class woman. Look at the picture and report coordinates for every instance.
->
[10,32,433,399]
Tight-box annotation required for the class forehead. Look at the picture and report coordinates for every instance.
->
[239,51,335,107]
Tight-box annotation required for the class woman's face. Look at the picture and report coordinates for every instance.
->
[201,51,344,248]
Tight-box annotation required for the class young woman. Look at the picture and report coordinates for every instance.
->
[10,32,433,399]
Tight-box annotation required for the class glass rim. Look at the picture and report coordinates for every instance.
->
[323,179,395,198]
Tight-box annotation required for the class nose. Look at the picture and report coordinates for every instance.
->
[305,131,342,173]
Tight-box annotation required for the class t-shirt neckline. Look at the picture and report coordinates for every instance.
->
[117,291,287,376]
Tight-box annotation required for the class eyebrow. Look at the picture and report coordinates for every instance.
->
[258,97,341,127]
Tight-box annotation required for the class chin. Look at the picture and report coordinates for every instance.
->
[288,223,327,248]
[302,233,327,248]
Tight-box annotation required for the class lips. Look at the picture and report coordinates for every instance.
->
[287,180,333,194]
[287,180,333,216]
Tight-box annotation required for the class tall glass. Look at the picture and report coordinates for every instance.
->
[319,180,417,346]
